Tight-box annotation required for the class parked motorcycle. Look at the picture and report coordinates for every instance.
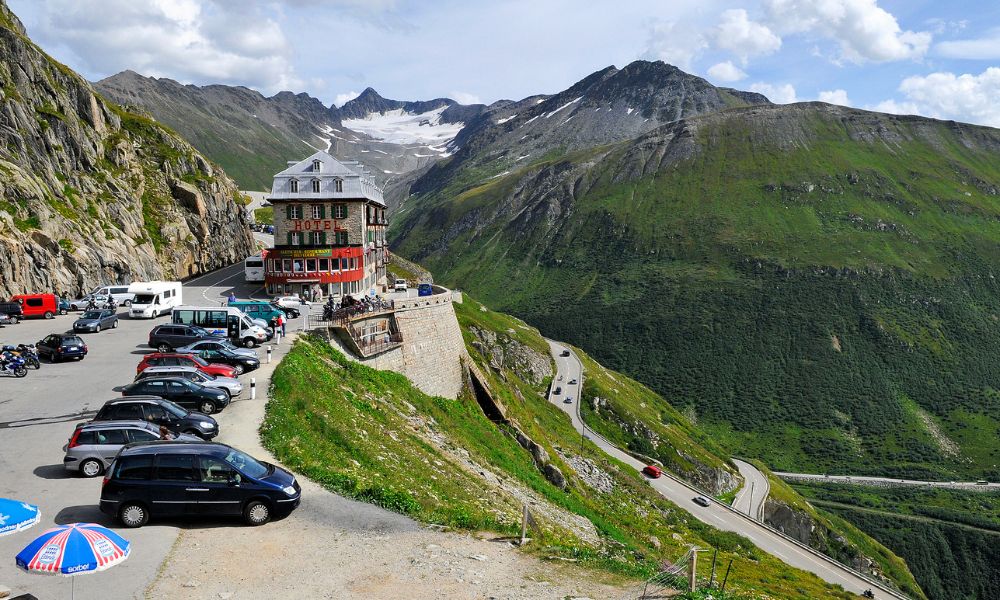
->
[14,344,40,369]
[0,351,28,378]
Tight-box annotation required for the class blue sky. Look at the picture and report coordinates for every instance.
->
[9,0,1000,127]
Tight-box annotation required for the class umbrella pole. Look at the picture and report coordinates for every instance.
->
[72,576,75,600]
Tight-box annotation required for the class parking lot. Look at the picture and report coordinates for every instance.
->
[0,259,290,599]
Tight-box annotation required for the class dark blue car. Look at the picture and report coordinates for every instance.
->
[36,333,87,362]
[101,441,301,527]
[418,283,433,297]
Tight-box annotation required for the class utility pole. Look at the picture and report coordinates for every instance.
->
[709,549,718,587]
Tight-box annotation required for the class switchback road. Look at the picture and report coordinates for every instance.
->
[544,340,908,599]
[775,471,1000,491]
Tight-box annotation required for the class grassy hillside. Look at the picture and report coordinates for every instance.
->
[263,333,862,599]
[391,102,1000,481]
[792,483,1000,599]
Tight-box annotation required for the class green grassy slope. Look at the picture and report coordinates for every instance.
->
[391,102,1000,481]
[263,332,863,599]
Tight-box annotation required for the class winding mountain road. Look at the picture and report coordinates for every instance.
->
[544,340,908,599]
[775,471,1000,491]
[732,458,769,520]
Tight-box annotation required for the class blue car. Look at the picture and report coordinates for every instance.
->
[418,283,433,297]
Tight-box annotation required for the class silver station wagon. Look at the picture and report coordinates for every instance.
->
[63,420,198,477]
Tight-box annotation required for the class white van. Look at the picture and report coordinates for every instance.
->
[89,285,135,306]
[171,305,268,348]
[394,279,408,292]
[128,281,182,318]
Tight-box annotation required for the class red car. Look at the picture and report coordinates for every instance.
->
[136,353,236,378]
[642,465,663,479]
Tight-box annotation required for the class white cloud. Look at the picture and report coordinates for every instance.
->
[935,28,1000,60]
[450,91,482,105]
[869,99,921,116]
[712,9,781,64]
[707,61,747,82]
[749,82,798,104]
[26,0,301,93]
[894,68,1000,128]
[818,89,851,106]
[643,20,708,71]
[762,0,931,63]
[333,91,361,107]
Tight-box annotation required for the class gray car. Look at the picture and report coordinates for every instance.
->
[73,309,119,333]
[63,421,198,477]
[135,365,243,398]
[175,338,258,359]
[69,294,111,311]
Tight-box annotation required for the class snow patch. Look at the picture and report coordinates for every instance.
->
[559,115,575,125]
[342,106,464,146]
[524,114,540,125]
[490,170,511,179]
[496,114,517,125]
[543,96,583,119]
[515,154,530,161]
[535,99,545,104]
[626,107,634,115]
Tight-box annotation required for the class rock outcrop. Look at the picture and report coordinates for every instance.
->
[0,2,254,297]
[468,325,552,386]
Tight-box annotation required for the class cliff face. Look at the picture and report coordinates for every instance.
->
[0,2,253,297]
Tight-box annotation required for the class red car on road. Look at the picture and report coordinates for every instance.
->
[642,465,662,478]
[136,353,236,378]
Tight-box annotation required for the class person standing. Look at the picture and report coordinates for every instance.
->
[227,292,237,304]
[277,312,286,336]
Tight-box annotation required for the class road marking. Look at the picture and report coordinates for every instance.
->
[200,271,245,303]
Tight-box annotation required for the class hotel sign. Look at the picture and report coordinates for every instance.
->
[290,219,344,232]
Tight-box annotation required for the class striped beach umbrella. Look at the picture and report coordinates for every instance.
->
[15,522,131,598]
[0,498,40,537]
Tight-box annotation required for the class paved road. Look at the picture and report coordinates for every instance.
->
[0,258,292,599]
[775,471,1000,491]
[732,459,769,520]
[544,340,906,599]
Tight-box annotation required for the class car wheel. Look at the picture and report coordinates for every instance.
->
[80,458,103,478]
[11,316,18,324]
[119,502,149,528]
[43,311,53,319]
[124,300,132,307]
[95,325,101,333]
[243,500,271,526]
[112,320,119,328]
[242,338,257,348]
[199,400,217,414]
[59,309,67,315]
[232,364,244,375]
[157,343,171,353]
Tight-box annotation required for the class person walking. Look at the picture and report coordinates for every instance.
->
[227,292,237,304]
[277,312,286,336]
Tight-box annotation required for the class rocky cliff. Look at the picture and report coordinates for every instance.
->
[0,2,254,297]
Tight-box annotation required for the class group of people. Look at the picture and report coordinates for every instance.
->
[323,294,393,320]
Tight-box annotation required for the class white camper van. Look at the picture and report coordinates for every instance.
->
[128,281,182,318]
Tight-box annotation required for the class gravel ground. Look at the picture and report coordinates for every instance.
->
[146,332,629,599]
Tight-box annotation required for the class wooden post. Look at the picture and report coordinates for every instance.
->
[720,559,734,593]
[689,548,697,592]
[520,504,528,546]
[709,548,718,587]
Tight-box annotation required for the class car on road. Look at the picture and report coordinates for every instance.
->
[642,465,663,478]
[136,365,243,398]
[121,377,231,415]
[0,301,24,323]
[63,421,198,477]
[568,378,578,385]
[273,295,308,310]
[563,397,573,404]
[0,313,16,327]
[69,294,112,311]
[553,386,562,395]
[184,346,260,375]
[36,333,87,362]
[100,441,302,528]
[57,297,70,315]
[11,293,60,319]
[148,323,225,353]
[394,279,408,292]
[72,309,119,333]
[693,496,711,507]
[417,283,433,297]
[175,338,257,359]
[271,301,300,319]
[90,397,218,439]
[136,353,238,378]
[560,350,570,357]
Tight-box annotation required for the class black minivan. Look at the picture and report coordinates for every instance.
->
[101,441,301,528]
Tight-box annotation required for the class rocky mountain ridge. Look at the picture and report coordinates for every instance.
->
[0,1,254,297]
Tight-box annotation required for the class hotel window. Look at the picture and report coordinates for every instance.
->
[293,259,304,272]
[319,258,329,271]
[288,232,303,246]
[310,231,325,245]
[333,204,348,219]
[282,259,292,272]
[334,178,343,192]
[311,204,324,219]
[311,179,320,193]
[312,159,322,172]
[341,257,349,270]
[306,259,317,273]
[287,205,302,219]
[289,179,298,193]
[334,231,348,245]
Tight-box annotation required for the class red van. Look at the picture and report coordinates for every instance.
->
[11,294,59,319]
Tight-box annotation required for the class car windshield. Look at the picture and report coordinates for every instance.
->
[82,311,102,319]
[189,354,209,366]
[224,448,269,479]
[163,401,188,418]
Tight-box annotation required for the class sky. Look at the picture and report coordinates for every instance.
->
[8,0,1000,128]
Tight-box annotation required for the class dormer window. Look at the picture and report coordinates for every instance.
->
[313,159,322,172]
[311,179,321,193]
[289,179,298,193]
[334,178,343,193]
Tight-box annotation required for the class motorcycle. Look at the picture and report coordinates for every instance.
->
[14,344,40,369]
[862,590,875,599]
[0,352,28,378]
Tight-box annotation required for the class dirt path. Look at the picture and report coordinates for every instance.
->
[146,332,628,599]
